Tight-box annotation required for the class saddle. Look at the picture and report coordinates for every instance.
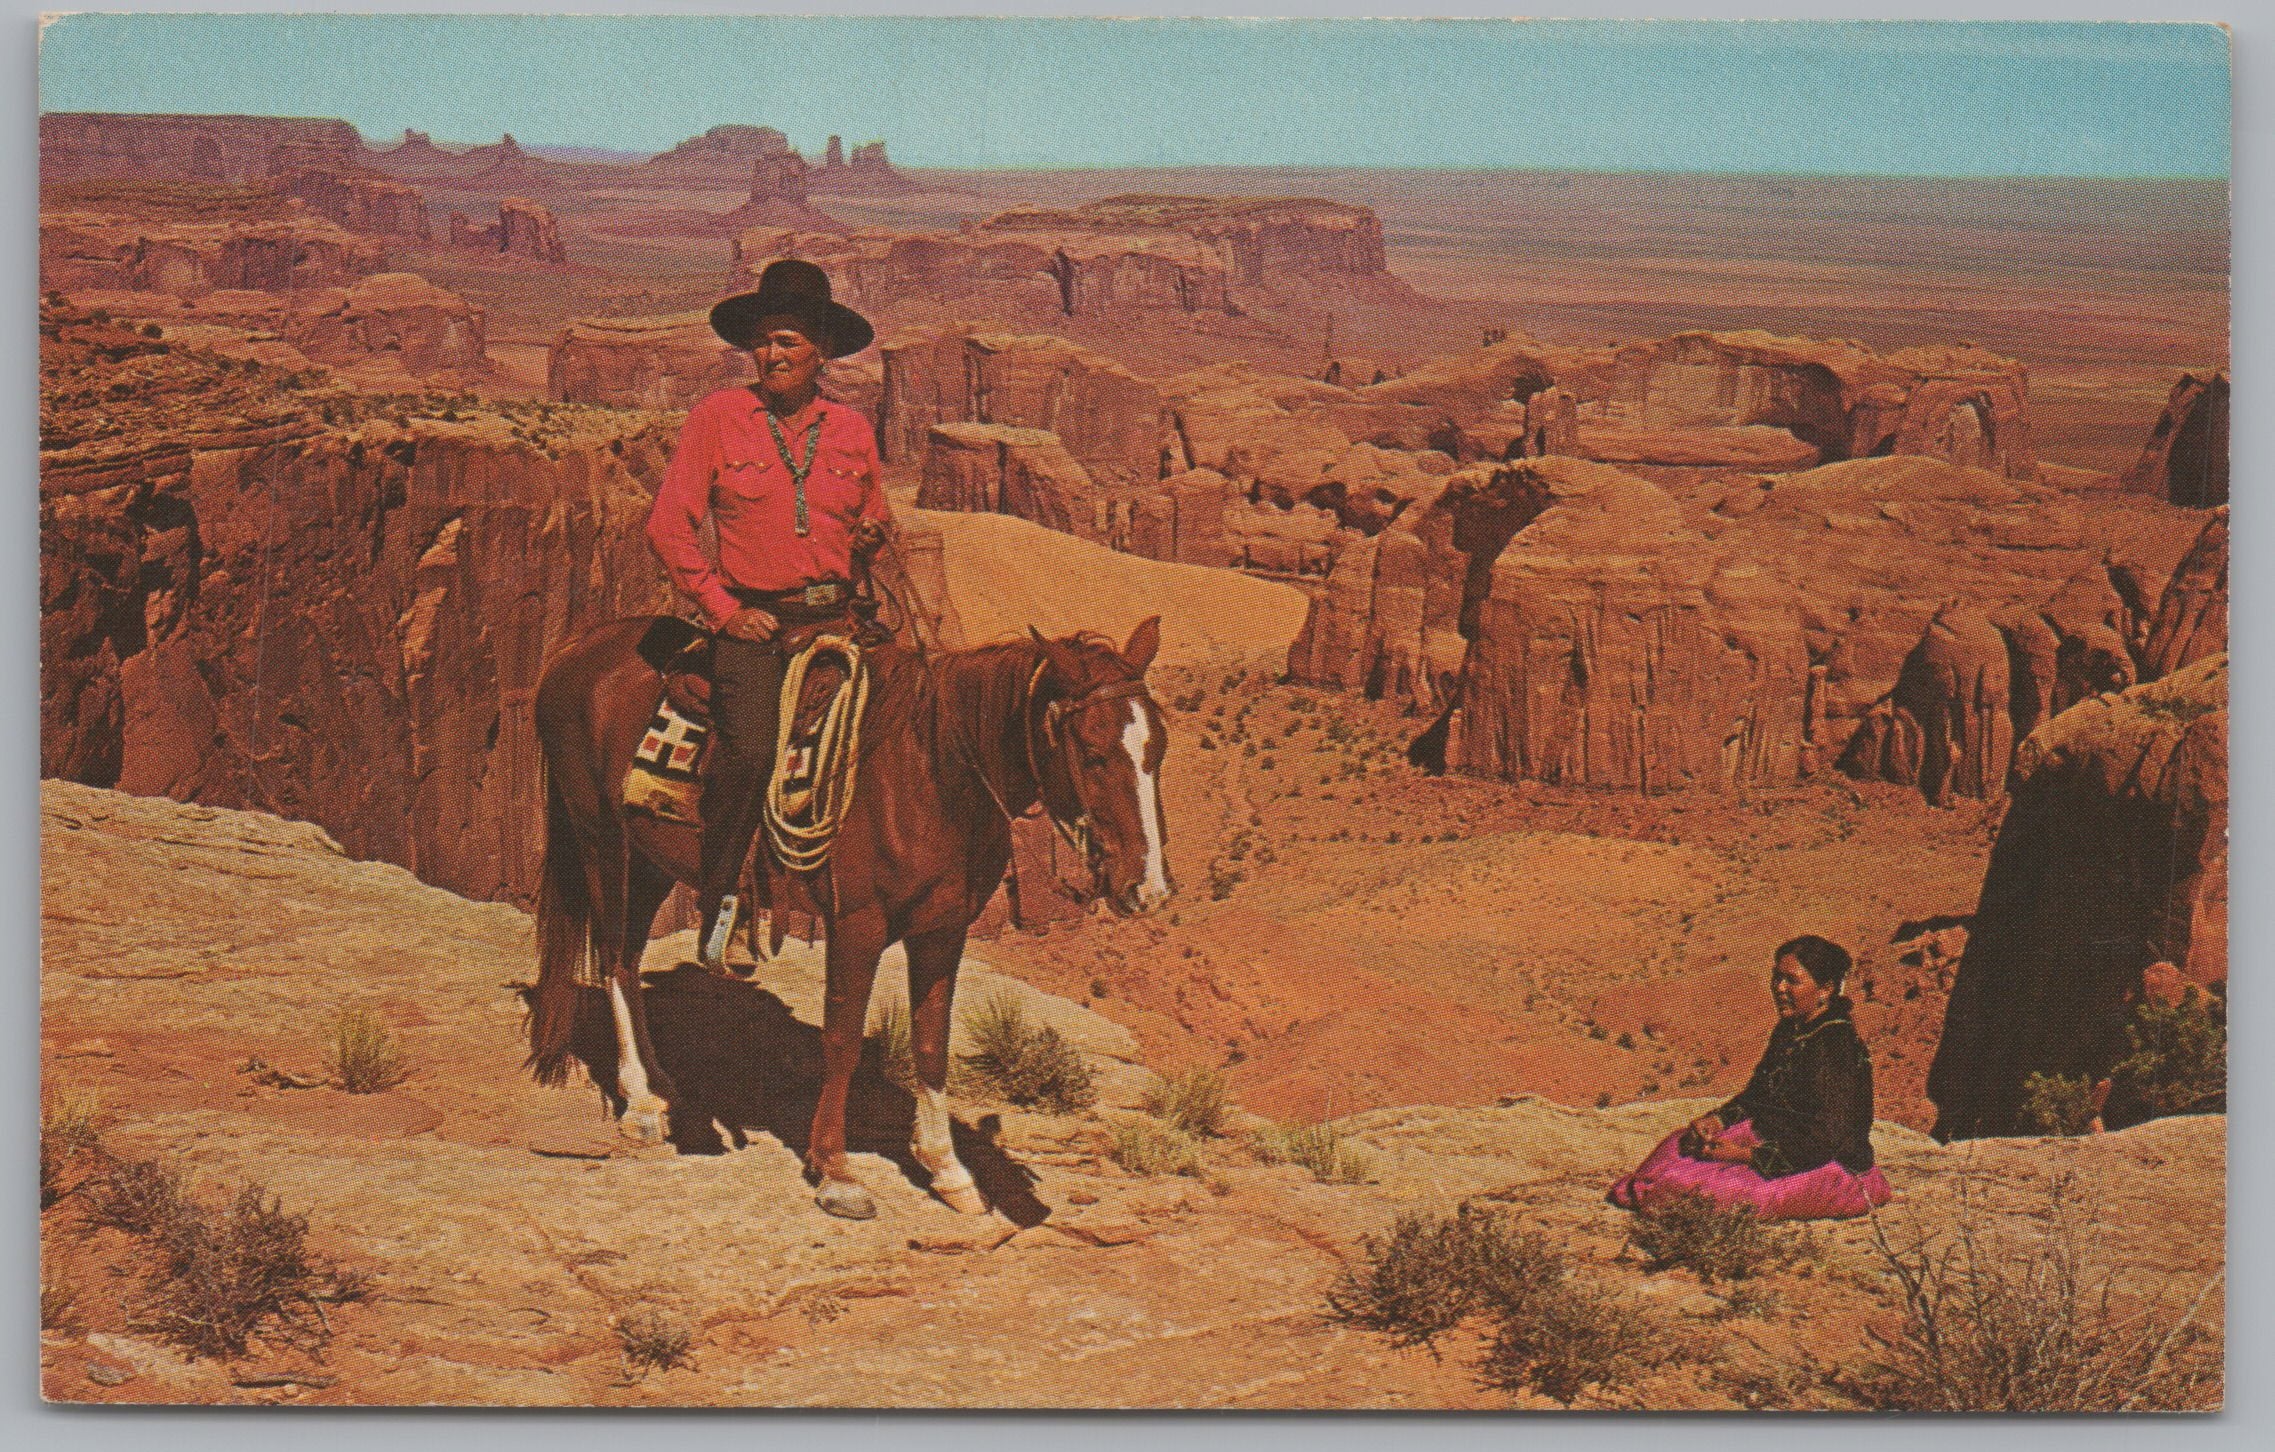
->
[621,613,883,828]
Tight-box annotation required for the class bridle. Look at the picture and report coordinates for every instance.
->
[1023,658,1153,877]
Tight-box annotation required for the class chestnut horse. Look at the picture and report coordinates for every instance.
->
[525,615,1172,1219]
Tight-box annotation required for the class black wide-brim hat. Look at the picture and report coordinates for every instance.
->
[709,258,874,357]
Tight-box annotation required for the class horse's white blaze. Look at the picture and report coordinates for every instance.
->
[606,979,653,1105]
[1123,702,1171,908]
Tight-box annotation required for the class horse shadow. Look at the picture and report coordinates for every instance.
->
[572,964,1051,1228]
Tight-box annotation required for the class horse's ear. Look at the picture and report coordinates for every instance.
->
[1030,627,1086,684]
[1121,615,1161,674]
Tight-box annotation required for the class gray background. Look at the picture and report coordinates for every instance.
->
[8,1,2262,1445]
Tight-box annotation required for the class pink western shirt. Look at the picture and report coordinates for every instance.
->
[645,387,892,629]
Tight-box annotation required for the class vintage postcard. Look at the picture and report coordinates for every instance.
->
[36,14,2228,1409]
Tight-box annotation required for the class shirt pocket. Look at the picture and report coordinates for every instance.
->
[713,450,781,504]
[808,444,872,520]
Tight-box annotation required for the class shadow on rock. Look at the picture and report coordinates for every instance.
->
[560,964,1048,1226]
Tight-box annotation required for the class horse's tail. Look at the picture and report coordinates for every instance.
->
[526,762,595,1086]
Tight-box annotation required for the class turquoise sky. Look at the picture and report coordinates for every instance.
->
[38,15,2231,179]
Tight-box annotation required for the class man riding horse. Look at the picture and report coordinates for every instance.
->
[644,259,884,973]
[531,258,1176,1220]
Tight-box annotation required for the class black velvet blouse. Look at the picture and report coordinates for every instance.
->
[1713,995,1877,1177]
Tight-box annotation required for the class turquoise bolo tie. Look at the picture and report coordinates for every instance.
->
[765,409,827,536]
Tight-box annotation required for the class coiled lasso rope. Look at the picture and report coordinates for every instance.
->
[764,633,870,874]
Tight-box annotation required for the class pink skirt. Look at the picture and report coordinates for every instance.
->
[1608,1120,1893,1222]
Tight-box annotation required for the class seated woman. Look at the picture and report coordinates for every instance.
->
[1609,935,1893,1222]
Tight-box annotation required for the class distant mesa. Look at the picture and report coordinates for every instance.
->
[41,112,363,185]
[639,123,797,184]
[709,148,844,234]
[807,136,917,195]
[731,194,1394,331]
[2122,371,2227,508]
[448,197,568,264]
[41,204,387,297]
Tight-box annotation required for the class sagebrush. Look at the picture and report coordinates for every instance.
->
[1855,1174,2220,1411]
[2105,989,2225,1128]
[1627,1192,1788,1284]
[1109,1118,1204,1178]
[329,1008,411,1093]
[616,1306,697,1377]
[83,1153,368,1360]
[866,997,918,1092]
[2017,1071,2098,1136]
[1328,1202,1662,1405]
[1144,1067,1231,1138]
[1252,1120,1372,1184]
[957,992,1096,1112]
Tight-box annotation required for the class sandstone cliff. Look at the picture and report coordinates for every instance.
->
[2122,371,2228,507]
[880,328,1164,485]
[1926,653,2227,1139]
[42,304,678,905]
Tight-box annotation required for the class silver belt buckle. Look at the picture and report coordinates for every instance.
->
[802,583,836,608]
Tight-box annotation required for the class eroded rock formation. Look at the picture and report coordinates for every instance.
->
[1927,653,2227,1139]
[918,424,1098,540]
[448,198,567,263]
[40,209,386,297]
[291,273,488,376]
[2140,508,2228,682]
[736,195,1392,327]
[278,167,430,241]
[2123,372,2229,508]
[550,313,747,410]
[808,138,917,194]
[41,302,675,904]
[42,112,363,184]
[879,329,1163,484]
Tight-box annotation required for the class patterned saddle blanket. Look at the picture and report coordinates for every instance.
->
[621,617,858,828]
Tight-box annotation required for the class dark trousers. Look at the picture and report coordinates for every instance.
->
[698,634,788,931]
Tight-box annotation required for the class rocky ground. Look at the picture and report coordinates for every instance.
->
[40,783,2223,1408]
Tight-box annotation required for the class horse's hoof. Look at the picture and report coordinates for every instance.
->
[815,1179,877,1220]
[618,1096,670,1145]
[934,1180,989,1216]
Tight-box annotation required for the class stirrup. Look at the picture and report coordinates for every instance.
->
[701,894,739,971]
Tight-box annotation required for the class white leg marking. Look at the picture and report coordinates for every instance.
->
[912,1083,985,1213]
[914,1084,955,1159]
[1123,703,1171,909]
[608,979,667,1142]
[607,980,651,1103]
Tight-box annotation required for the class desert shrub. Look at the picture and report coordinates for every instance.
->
[615,1306,696,1377]
[83,1154,368,1359]
[1856,1174,2221,1411]
[84,1154,194,1238]
[41,1088,105,1208]
[2105,990,2225,1127]
[41,1282,81,1333]
[958,992,1095,1113]
[1628,1193,1786,1284]
[1108,1118,1204,1178]
[1252,1121,1373,1184]
[1144,1067,1231,1138]
[1329,1202,1662,1405]
[328,1008,410,1093]
[2017,1071,2098,1136]
[865,998,917,1092]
